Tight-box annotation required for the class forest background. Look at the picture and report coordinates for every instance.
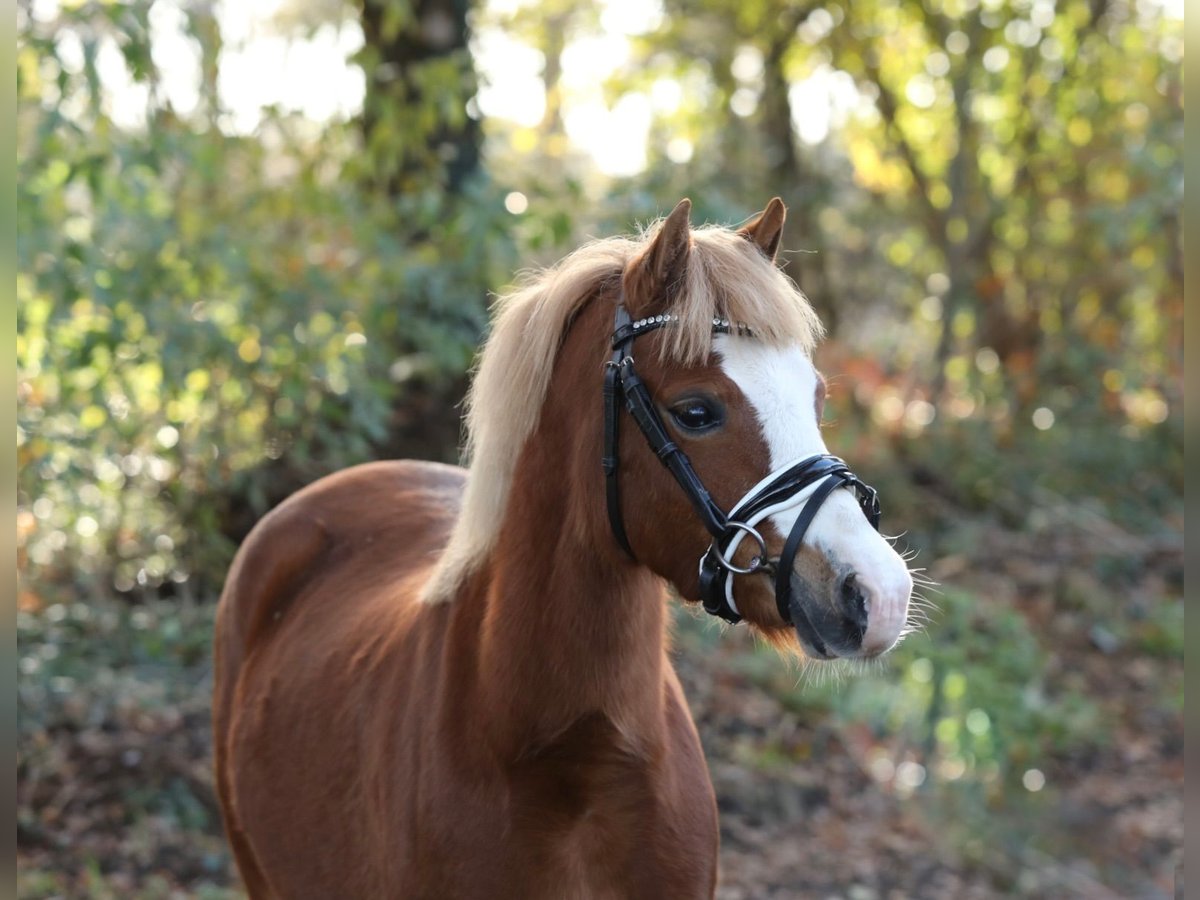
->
[16,0,1184,896]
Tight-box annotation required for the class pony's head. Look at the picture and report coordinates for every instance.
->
[606,199,911,658]
[424,197,913,660]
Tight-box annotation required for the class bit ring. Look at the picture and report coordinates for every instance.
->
[713,522,769,575]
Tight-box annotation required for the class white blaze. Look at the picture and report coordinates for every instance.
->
[715,338,912,656]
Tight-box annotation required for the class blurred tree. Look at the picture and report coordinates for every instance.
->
[15,0,512,599]
[497,0,600,138]
[828,0,1183,408]
[648,0,842,326]
[583,0,1179,478]
[618,0,1180,403]
[357,0,481,195]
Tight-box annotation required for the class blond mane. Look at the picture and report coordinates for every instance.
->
[420,219,824,604]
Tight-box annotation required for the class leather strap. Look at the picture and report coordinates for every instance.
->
[773,474,844,624]
[604,309,634,557]
[605,307,732,560]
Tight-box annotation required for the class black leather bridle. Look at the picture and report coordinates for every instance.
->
[603,301,882,629]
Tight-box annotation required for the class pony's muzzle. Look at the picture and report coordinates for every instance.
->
[852,566,913,657]
[787,569,862,659]
[789,567,911,660]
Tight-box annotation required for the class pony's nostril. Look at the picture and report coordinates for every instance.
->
[838,572,868,630]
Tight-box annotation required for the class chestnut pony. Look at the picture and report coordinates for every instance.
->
[213,198,913,898]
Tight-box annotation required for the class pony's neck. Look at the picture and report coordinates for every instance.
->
[463,296,670,759]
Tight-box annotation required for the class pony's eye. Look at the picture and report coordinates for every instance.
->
[669,399,723,432]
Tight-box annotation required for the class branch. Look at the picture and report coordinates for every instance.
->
[862,51,946,242]
[970,0,1112,261]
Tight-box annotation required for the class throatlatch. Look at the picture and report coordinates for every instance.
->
[603,301,881,626]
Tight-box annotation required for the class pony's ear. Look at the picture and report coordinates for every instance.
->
[625,198,692,317]
[739,197,787,263]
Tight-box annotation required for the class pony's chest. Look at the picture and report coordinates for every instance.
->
[493,713,715,899]
[507,712,658,825]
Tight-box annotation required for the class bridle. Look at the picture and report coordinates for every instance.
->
[602,300,882,632]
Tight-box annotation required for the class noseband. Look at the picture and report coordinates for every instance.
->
[603,302,881,627]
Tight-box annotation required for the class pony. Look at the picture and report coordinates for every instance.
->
[213,198,914,898]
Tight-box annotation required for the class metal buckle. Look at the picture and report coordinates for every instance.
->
[711,521,770,575]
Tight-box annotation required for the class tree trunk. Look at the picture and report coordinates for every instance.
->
[760,14,838,332]
[358,0,481,196]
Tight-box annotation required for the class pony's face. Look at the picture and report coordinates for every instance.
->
[616,199,912,659]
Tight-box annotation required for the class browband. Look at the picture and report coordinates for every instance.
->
[603,300,881,627]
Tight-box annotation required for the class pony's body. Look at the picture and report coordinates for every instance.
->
[215,458,717,898]
[214,200,912,898]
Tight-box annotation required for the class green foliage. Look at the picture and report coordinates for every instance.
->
[681,586,1104,794]
[894,411,1184,531]
[16,1,515,598]
[827,589,1102,777]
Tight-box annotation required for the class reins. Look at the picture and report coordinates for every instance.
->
[603,299,882,630]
